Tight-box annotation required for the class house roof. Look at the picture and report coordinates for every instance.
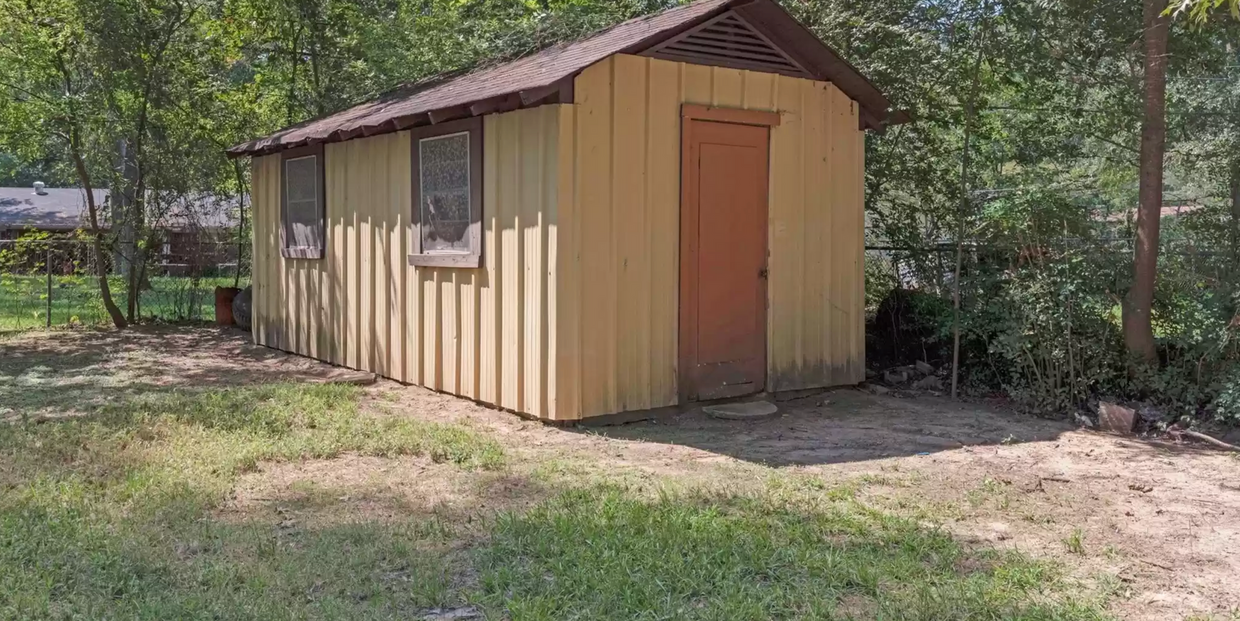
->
[228,0,905,158]
[0,187,240,232]
[0,187,106,231]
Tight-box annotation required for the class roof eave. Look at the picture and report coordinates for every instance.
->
[226,76,575,159]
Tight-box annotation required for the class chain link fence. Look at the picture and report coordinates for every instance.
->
[0,238,249,332]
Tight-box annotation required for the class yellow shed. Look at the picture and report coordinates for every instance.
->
[227,0,905,422]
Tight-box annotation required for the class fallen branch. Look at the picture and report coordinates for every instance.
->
[1137,558,1173,572]
[1180,430,1240,452]
[1026,476,1071,493]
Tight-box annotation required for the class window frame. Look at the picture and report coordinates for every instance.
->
[280,143,326,260]
[408,117,483,268]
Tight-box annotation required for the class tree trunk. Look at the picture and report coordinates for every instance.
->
[1230,158,1240,273]
[951,31,988,400]
[69,130,127,329]
[127,155,149,324]
[233,160,248,289]
[113,138,140,321]
[1123,0,1169,363]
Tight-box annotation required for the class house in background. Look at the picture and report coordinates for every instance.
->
[0,183,241,275]
[228,0,906,422]
[0,184,106,240]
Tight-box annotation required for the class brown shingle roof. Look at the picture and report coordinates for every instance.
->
[228,0,901,158]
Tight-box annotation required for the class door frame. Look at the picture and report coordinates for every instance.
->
[678,104,781,404]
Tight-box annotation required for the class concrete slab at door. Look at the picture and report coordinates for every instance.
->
[680,115,771,402]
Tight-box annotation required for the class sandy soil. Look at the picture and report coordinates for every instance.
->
[6,326,1239,620]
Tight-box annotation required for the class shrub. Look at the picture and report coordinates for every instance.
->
[872,237,1240,423]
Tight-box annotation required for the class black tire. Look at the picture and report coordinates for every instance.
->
[233,285,253,331]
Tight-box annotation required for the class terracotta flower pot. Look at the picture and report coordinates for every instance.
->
[215,286,242,325]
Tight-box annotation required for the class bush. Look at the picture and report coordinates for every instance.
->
[866,287,955,369]
[1210,366,1240,424]
[880,238,1240,422]
[963,245,1131,413]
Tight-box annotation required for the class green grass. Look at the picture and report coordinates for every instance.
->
[475,488,1111,620]
[0,380,1113,620]
[1064,529,1087,556]
[0,383,503,620]
[0,274,246,331]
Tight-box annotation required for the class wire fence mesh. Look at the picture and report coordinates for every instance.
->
[0,238,249,332]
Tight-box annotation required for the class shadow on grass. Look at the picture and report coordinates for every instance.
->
[0,326,351,420]
[2,501,465,619]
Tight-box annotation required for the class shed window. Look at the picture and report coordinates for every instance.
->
[410,117,482,268]
[281,145,325,259]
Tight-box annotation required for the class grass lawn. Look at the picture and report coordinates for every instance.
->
[0,274,246,331]
[0,384,502,619]
[0,380,1115,620]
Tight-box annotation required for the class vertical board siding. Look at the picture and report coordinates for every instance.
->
[251,54,865,423]
[251,105,565,419]
[558,54,865,419]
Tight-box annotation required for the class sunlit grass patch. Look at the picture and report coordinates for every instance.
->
[474,487,1113,620]
[3,383,503,485]
[0,382,502,619]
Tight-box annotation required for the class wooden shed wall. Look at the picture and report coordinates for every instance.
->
[252,104,570,419]
[556,54,866,420]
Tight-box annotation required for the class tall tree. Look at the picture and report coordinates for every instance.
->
[1124,0,1171,362]
[83,0,203,322]
[0,0,128,328]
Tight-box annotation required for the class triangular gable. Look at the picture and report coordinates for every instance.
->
[644,11,811,79]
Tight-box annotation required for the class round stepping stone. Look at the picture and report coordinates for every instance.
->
[703,400,778,420]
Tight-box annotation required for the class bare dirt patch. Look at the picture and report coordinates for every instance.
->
[898,431,1240,621]
[222,454,551,534]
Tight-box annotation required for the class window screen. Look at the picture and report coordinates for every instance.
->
[418,133,471,254]
[409,117,481,268]
[283,154,323,256]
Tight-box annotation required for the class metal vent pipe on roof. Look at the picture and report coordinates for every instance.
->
[33,181,47,195]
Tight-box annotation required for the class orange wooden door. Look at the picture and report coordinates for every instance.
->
[679,118,770,402]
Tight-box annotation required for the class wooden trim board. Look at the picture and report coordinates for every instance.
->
[682,104,781,127]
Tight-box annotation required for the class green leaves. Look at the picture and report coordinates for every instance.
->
[1168,0,1240,23]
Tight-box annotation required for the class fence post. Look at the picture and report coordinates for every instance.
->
[45,244,52,328]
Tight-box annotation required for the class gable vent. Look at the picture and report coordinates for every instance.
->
[645,11,810,78]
